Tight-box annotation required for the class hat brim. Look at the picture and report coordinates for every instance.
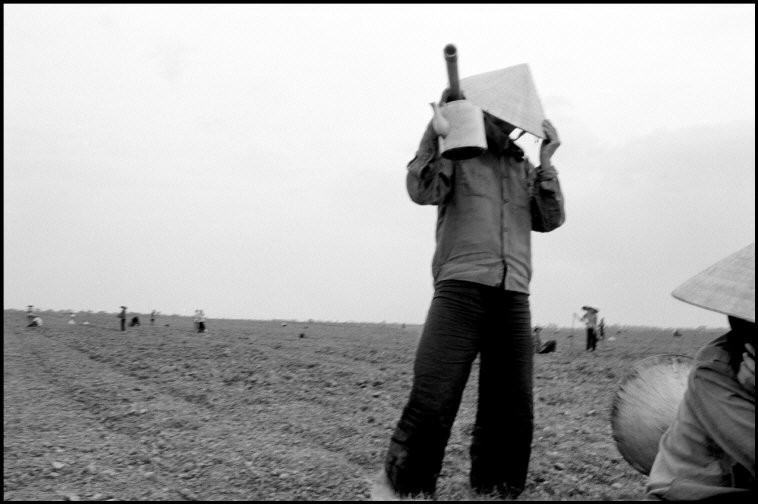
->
[610,354,693,475]
[672,243,754,323]
[460,63,547,139]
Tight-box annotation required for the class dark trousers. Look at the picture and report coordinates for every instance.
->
[120,318,126,331]
[586,327,597,351]
[384,280,534,498]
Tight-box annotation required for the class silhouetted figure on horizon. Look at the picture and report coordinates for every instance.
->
[118,306,127,331]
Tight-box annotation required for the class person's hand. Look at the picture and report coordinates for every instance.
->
[539,119,560,168]
[737,342,755,395]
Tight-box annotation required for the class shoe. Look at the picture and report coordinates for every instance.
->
[370,470,402,501]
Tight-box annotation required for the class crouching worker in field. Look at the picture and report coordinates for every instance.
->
[27,315,43,327]
[646,243,755,501]
[372,84,566,500]
[538,339,557,354]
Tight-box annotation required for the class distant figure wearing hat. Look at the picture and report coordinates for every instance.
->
[195,309,206,333]
[375,76,565,500]
[646,243,755,500]
[118,306,127,331]
[580,306,599,352]
[26,305,36,323]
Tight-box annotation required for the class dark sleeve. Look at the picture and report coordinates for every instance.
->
[530,164,566,232]
[688,362,755,474]
[406,122,455,206]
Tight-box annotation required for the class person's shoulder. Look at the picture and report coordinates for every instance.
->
[694,334,731,364]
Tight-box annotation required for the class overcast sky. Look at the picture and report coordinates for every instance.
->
[4,4,755,328]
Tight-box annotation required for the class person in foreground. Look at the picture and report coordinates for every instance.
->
[646,242,755,501]
[373,90,565,500]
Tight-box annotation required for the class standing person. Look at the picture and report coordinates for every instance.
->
[373,91,565,499]
[532,326,543,354]
[580,306,599,352]
[150,310,157,326]
[647,243,755,500]
[26,305,36,324]
[118,306,127,332]
[598,317,606,342]
[196,309,206,333]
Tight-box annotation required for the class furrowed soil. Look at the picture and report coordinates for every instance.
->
[4,310,722,501]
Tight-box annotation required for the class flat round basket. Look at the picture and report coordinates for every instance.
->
[610,354,693,475]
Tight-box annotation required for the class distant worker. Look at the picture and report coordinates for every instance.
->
[533,326,543,354]
[118,306,127,331]
[538,339,557,354]
[27,315,43,327]
[580,306,599,352]
[150,310,157,326]
[129,316,141,327]
[26,305,36,323]
[598,317,605,341]
[646,243,755,500]
[196,309,206,333]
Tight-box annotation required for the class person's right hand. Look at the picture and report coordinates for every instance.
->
[737,342,755,396]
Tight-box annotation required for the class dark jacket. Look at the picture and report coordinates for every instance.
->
[406,121,565,293]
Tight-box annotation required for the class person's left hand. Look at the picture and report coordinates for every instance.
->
[539,119,560,168]
[737,342,755,396]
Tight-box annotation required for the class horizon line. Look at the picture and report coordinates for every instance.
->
[4,307,729,330]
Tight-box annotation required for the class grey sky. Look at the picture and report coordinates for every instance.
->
[4,4,755,328]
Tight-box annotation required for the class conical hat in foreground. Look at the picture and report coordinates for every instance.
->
[610,354,693,475]
[460,64,546,139]
[672,243,755,323]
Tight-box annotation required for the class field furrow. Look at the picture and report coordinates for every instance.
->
[5,310,721,500]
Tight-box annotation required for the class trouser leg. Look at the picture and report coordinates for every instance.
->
[470,291,534,498]
[384,280,483,497]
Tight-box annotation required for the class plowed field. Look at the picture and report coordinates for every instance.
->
[4,310,720,501]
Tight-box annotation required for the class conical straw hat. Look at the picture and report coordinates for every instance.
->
[460,64,546,139]
[672,243,755,323]
[610,354,693,475]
